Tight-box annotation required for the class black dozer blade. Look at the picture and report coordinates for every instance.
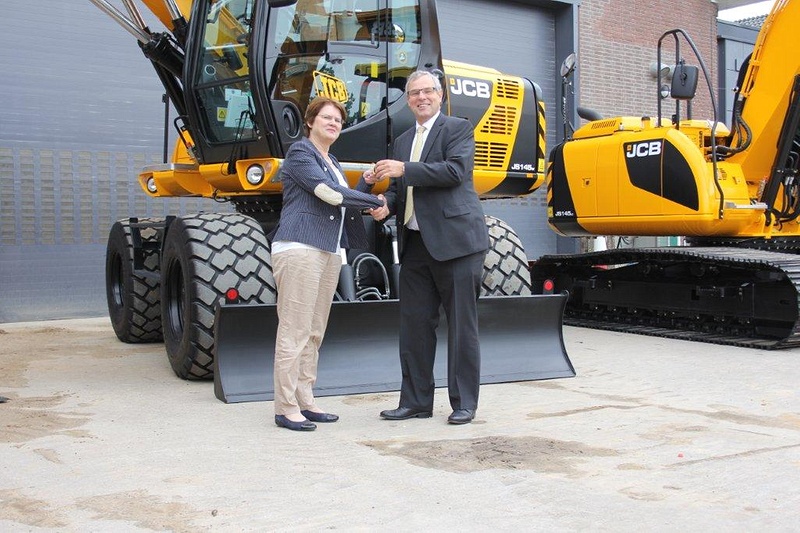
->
[213,294,575,403]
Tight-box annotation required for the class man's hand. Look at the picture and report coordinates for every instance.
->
[373,159,405,181]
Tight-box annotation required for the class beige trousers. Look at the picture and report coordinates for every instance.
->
[272,247,341,416]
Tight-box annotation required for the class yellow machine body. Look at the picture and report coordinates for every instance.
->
[548,0,800,241]
[536,0,800,349]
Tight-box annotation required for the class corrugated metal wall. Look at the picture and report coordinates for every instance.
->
[0,1,217,322]
[436,0,559,262]
[0,0,567,323]
[717,21,759,128]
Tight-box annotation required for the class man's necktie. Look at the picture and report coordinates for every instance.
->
[404,125,426,224]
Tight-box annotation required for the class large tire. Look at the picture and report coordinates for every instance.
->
[481,215,532,296]
[160,213,276,380]
[105,218,164,342]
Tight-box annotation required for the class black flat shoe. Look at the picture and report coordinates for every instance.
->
[275,415,316,431]
[447,409,476,425]
[301,410,339,423]
[379,407,433,420]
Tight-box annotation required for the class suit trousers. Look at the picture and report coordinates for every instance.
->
[398,230,485,411]
[272,247,341,416]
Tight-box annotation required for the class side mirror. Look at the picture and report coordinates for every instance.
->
[267,0,298,7]
[560,53,576,78]
[671,63,698,100]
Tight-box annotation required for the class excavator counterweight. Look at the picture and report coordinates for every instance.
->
[536,0,800,348]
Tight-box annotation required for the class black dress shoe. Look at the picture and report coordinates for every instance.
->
[379,407,433,420]
[301,410,339,423]
[447,409,476,425]
[275,415,316,431]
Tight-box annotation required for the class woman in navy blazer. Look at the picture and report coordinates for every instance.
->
[269,97,383,432]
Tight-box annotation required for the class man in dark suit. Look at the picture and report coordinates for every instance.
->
[367,70,489,425]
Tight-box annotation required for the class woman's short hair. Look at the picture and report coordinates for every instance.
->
[304,97,347,136]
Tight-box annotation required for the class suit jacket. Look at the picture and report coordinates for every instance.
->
[269,137,382,253]
[385,114,489,261]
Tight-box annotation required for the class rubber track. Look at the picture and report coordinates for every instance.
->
[536,247,800,350]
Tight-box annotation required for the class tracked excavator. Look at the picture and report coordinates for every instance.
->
[534,0,800,349]
[91,0,573,401]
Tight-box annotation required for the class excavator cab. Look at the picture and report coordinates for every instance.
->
[183,0,434,165]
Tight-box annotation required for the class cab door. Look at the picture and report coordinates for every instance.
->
[183,0,266,163]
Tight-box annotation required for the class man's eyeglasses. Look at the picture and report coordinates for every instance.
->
[406,87,438,98]
[318,113,343,125]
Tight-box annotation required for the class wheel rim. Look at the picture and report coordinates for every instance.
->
[164,258,185,338]
[110,251,124,309]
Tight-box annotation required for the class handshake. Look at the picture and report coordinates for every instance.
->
[365,193,388,221]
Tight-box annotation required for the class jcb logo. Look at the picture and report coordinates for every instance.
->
[625,140,663,158]
[449,77,491,98]
[313,71,348,103]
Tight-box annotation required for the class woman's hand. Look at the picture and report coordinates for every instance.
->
[368,194,389,221]
[363,165,382,185]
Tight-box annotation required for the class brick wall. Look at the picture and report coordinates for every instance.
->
[578,0,719,123]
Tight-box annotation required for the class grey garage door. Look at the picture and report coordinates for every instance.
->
[436,0,560,263]
[437,0,556,91]
[0,0,216,322]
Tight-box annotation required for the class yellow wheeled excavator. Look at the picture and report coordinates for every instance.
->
[90,0,573,401]
[534,0,800,349]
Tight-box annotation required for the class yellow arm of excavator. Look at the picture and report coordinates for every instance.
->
[140,0,194,28]
[729,0,800,181]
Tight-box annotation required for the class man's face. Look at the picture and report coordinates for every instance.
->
[405,75,442,123]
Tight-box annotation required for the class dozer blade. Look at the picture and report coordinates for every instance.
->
[213,294,574,403]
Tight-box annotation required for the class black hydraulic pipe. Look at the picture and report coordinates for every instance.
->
[162,94,170,164]
[140,33,185,79]
[762,75,800,224]
[337,250,357,301]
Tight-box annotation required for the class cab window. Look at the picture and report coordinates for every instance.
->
[269,0,421,127]
[195,0,257,144]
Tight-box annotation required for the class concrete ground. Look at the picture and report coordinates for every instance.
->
[0,317,799,532]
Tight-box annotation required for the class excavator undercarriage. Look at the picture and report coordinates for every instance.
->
[538,0,800,351]
[534,246,800,349]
